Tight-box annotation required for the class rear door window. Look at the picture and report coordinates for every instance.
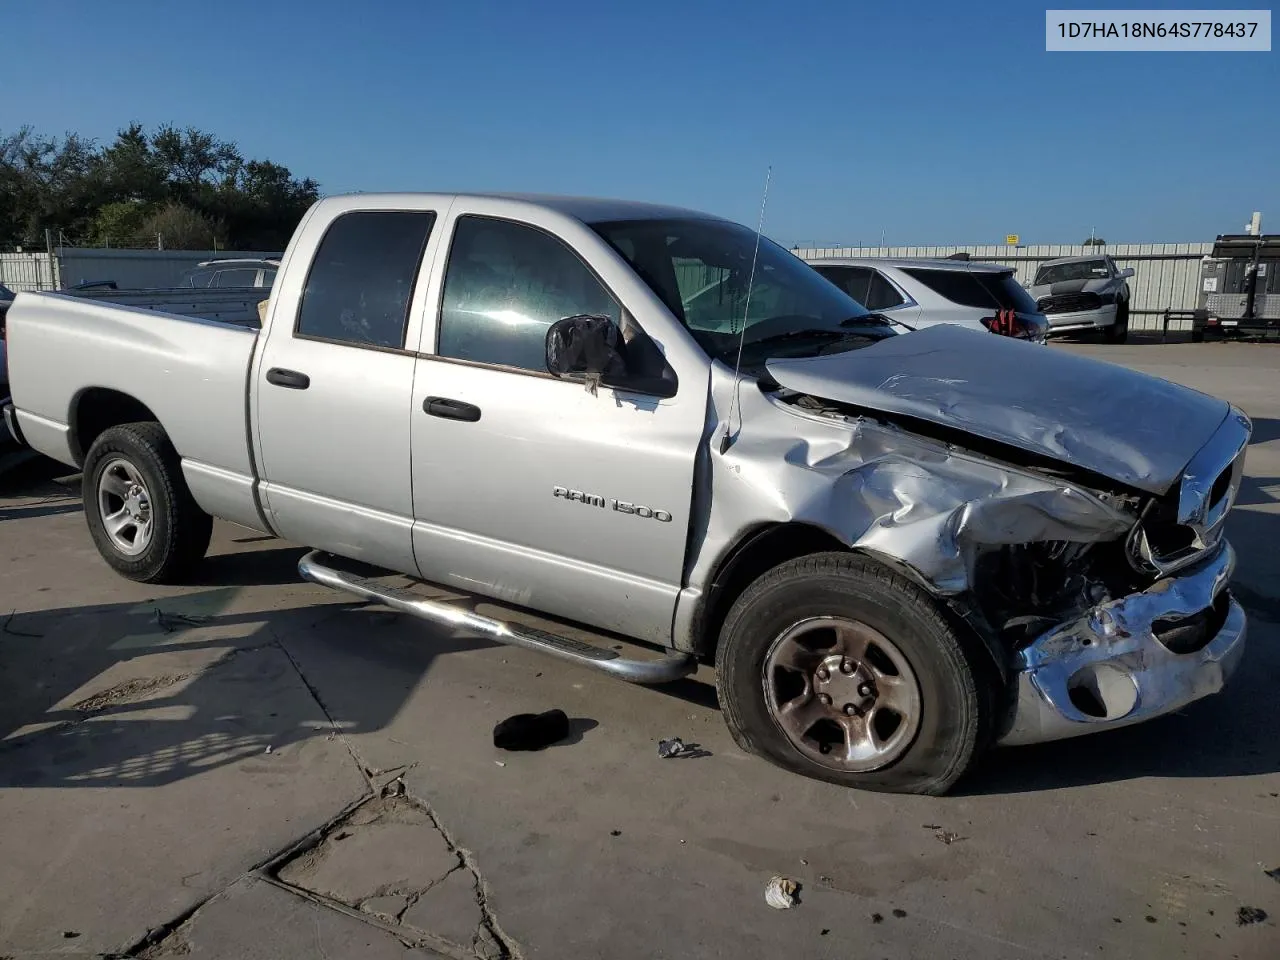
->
[296,210,436,349]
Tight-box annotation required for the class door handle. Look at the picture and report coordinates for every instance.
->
[266,367,311,390]
[423,396,481,422]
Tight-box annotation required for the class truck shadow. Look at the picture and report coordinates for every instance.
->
[0,583,502,791]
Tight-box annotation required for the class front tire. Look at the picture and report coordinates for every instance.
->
[715,553,993,795]
[1103,300,1129,343]
[82,422,212,583]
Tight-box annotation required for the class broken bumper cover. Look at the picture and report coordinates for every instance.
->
[998,542,1246,746]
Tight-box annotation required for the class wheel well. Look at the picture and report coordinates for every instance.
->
[695,523,848,659]
[70,388,160,466]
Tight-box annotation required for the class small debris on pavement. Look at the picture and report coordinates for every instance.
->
[610,830,621,837]
[765,876,799,910]
[264,745,272,754]
[153,607,211,633]
[871,913,884,924]
[800,858,808,865]
[934,829,964,845]
[493,709,570,751]
[1265,866,1280,883]
[658,737,688,758]
[1145,915,1157,923]
[921,823,942,830]
[1236,906,1268,926]
[820,928,830,935]
[892,909,908,919]
[62,931,80,939]
[657,737,710,758]
[494,760,505,767]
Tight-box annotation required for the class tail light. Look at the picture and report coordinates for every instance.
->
[982,309,1036,339]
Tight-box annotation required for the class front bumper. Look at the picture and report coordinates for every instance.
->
[1045,305,1117,333]
[998,542,1246,746]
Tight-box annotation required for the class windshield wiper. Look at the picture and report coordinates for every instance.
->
[746,329,871,350]
[841,312,916,332]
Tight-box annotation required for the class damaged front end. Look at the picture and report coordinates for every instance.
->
[693,354,1251,748]
[995,408,1250,745]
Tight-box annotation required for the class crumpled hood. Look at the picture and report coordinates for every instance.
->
[764,324,1229,495]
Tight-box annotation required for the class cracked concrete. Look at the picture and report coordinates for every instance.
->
[273,794,518,958]
[277,796,459,906]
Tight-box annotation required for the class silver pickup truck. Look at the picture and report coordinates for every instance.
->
[2,193,1251,795]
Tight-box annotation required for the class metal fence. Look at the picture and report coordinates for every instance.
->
[0,252,59,292]
[793,243,1214,332]
[0,246,280,293]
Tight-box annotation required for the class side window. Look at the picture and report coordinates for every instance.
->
[864,271,906,310]
[815,265,873,306]
[438,216,620,371]
[296,210,436,349]
[212,268,259,287]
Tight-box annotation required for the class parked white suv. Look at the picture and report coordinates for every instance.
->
[807,257,1049,342]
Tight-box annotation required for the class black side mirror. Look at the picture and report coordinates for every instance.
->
[545,314,627,382]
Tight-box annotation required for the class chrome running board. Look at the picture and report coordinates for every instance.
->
[298,551,697,685]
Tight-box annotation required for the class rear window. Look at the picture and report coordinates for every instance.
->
[900,267,1037,313]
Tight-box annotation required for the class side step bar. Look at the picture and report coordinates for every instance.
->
[298,551,698,685]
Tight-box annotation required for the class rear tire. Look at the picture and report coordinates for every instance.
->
[714,553,994,795]
[1103,301,1129,343]
[82,422,212,584]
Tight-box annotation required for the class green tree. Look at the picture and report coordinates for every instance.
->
[140,203,224,250]
[0,123,319,250]
[91,200,156,245]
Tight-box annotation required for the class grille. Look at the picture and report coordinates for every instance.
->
[1038,292,1102,314]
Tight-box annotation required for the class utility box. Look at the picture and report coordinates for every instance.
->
[1192,234,1280,341]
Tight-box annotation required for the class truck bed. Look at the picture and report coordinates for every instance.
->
[5,292,263,528]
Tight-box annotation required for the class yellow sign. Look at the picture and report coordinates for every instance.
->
[1006,234,1020,245]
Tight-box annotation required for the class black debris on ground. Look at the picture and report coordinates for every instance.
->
[1265,866,1280,884]
[892,909,907,919]
[1145,916,1157,924]
[610,830,621,837]
[1236,906,1268,926]
[493,709,569,751]
[871,913,884,924]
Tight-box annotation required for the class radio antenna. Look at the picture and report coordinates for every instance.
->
[719,165,772,455]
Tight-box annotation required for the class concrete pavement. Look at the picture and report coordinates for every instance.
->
[1,338,1278,959]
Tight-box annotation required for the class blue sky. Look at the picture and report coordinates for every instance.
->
[3,1,1276,245]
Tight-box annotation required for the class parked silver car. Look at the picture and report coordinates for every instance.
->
[1028,255,1133,342]
[807,257,1049,342]
[180,258,280,289]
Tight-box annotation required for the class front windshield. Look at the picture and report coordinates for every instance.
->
[591,217,892,363]
[1034,260,1110,285]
